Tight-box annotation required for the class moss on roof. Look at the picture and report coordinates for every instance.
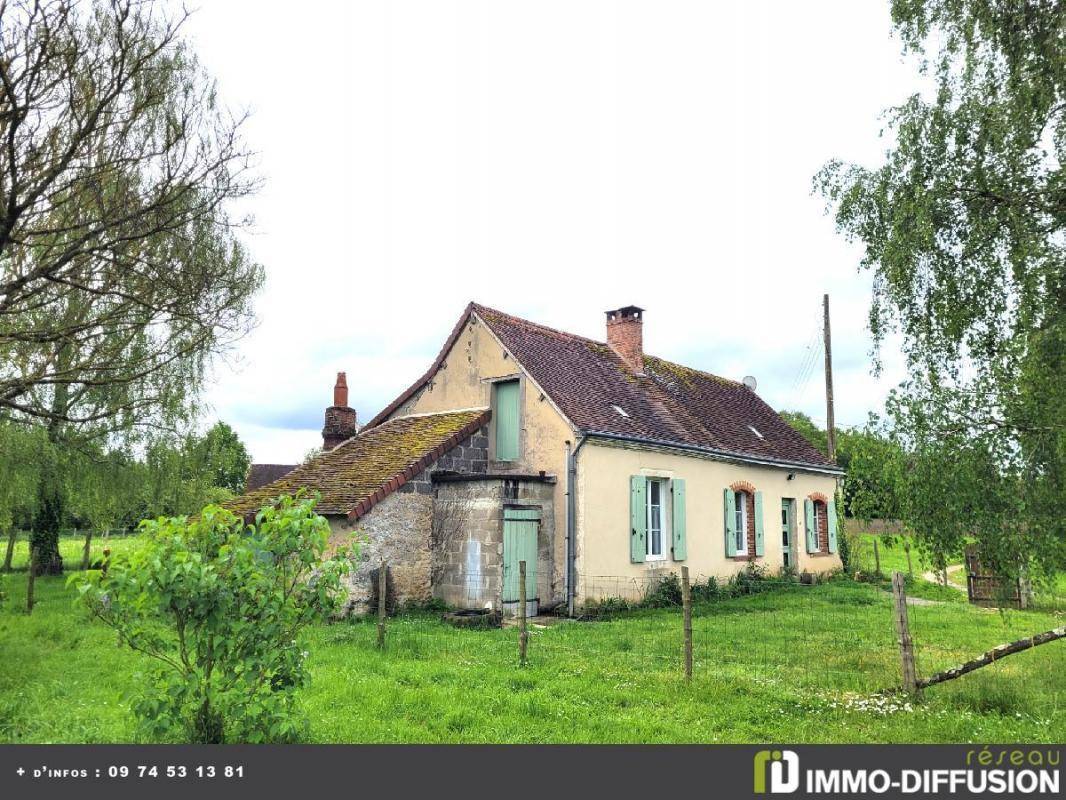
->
[643,354,740,388]
[224,409,489,518]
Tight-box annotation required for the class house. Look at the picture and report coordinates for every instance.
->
[245,463,298,492]
[225,303,843,614]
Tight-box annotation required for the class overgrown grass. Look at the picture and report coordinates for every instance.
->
[2,530,142,572]
[1,569,1063,743]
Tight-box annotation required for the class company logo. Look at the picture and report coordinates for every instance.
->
[752,747,1060,795]
[754,750,800,794]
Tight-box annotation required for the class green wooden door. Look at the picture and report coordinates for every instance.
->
[502,509,539,603]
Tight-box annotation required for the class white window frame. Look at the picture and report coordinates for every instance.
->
[645,477,670,561]
[813,500,824,552]
[734,490,749,556]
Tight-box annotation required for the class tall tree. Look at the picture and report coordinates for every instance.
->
[193,421,251,495]
[0,1,263,572]
[817,1,1064,581]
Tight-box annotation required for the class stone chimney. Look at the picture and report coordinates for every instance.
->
[322,371,358,451]
[605,305,645,374]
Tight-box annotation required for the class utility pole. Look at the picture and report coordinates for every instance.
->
[823,294,836,462]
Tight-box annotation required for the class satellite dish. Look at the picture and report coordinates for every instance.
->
[742,375,758,391]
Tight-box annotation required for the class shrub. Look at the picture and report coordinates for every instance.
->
[74,494,355,743]
[691,575,724,602]
[642,573,683,607]
[733,562,769,594]
[836,512,851,573]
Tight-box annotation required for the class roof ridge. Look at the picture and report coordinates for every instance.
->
[390,406,490,421]
[475,303,741,387]
[472,302,605,347]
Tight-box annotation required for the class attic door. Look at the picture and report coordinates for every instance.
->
[502,508,539,615]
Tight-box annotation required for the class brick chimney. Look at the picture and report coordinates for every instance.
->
[322,371,358,450]
[605,305,645,374]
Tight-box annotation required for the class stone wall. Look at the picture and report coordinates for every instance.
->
[433,476,556,612]
[327,425,490,614]
[327,489,433,615]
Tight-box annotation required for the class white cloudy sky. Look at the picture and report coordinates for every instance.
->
[182,1,916,463]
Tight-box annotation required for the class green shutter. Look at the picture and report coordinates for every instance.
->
[724,488,737,557]
[494,380,520,461]
[753,491,765,556]
[804,498,817,553]
[671,479,687,561]
[827,498,838,554]
[630,476,646,563]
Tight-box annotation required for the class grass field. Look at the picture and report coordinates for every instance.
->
[850,530,935,577]
[1,559,1063,744]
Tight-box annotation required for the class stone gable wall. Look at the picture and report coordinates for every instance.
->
[329,425,490,613]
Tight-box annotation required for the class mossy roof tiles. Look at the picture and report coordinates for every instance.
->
[224,409,489,519]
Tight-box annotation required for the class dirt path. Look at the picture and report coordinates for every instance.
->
[921,563,966,591]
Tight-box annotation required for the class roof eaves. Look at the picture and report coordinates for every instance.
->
[582,430,844,476]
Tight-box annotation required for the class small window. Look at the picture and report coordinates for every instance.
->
[646,478,670,560]
[813,500,824,551]
[734,490,748,555]
[493,379,520,461]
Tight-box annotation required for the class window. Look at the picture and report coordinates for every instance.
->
[645,478,670,560]
[813,500,825,552]
[493,379,520,461]
[734,490,748,556]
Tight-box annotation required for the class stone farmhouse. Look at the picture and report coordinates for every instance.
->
[227,303,843,614]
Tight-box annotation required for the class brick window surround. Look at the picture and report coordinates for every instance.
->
[729,481,758,561]
[808,492,830,554]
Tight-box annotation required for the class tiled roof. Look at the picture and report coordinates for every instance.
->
[368,303,838,472]
[245,463,298,492]
[224,409,489,519]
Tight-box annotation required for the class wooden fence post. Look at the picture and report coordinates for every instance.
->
[81,529,94,571]
[904,539,913,577]
[376,559,387,650]
[873,538,882,576]
[891,571,918,695]
[518,560,528,667]
[2,528,15,572]
[26,547,36,614]
[681,566,692,681]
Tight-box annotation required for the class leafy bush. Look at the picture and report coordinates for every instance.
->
[642,573,683,607]
[74,494,355,743]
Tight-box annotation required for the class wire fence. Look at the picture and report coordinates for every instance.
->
[347,563,1066,703]
[354,569,896,695]
[8,528,1061,701]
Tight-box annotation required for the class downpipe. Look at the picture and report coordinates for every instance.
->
[565,435,587,618]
